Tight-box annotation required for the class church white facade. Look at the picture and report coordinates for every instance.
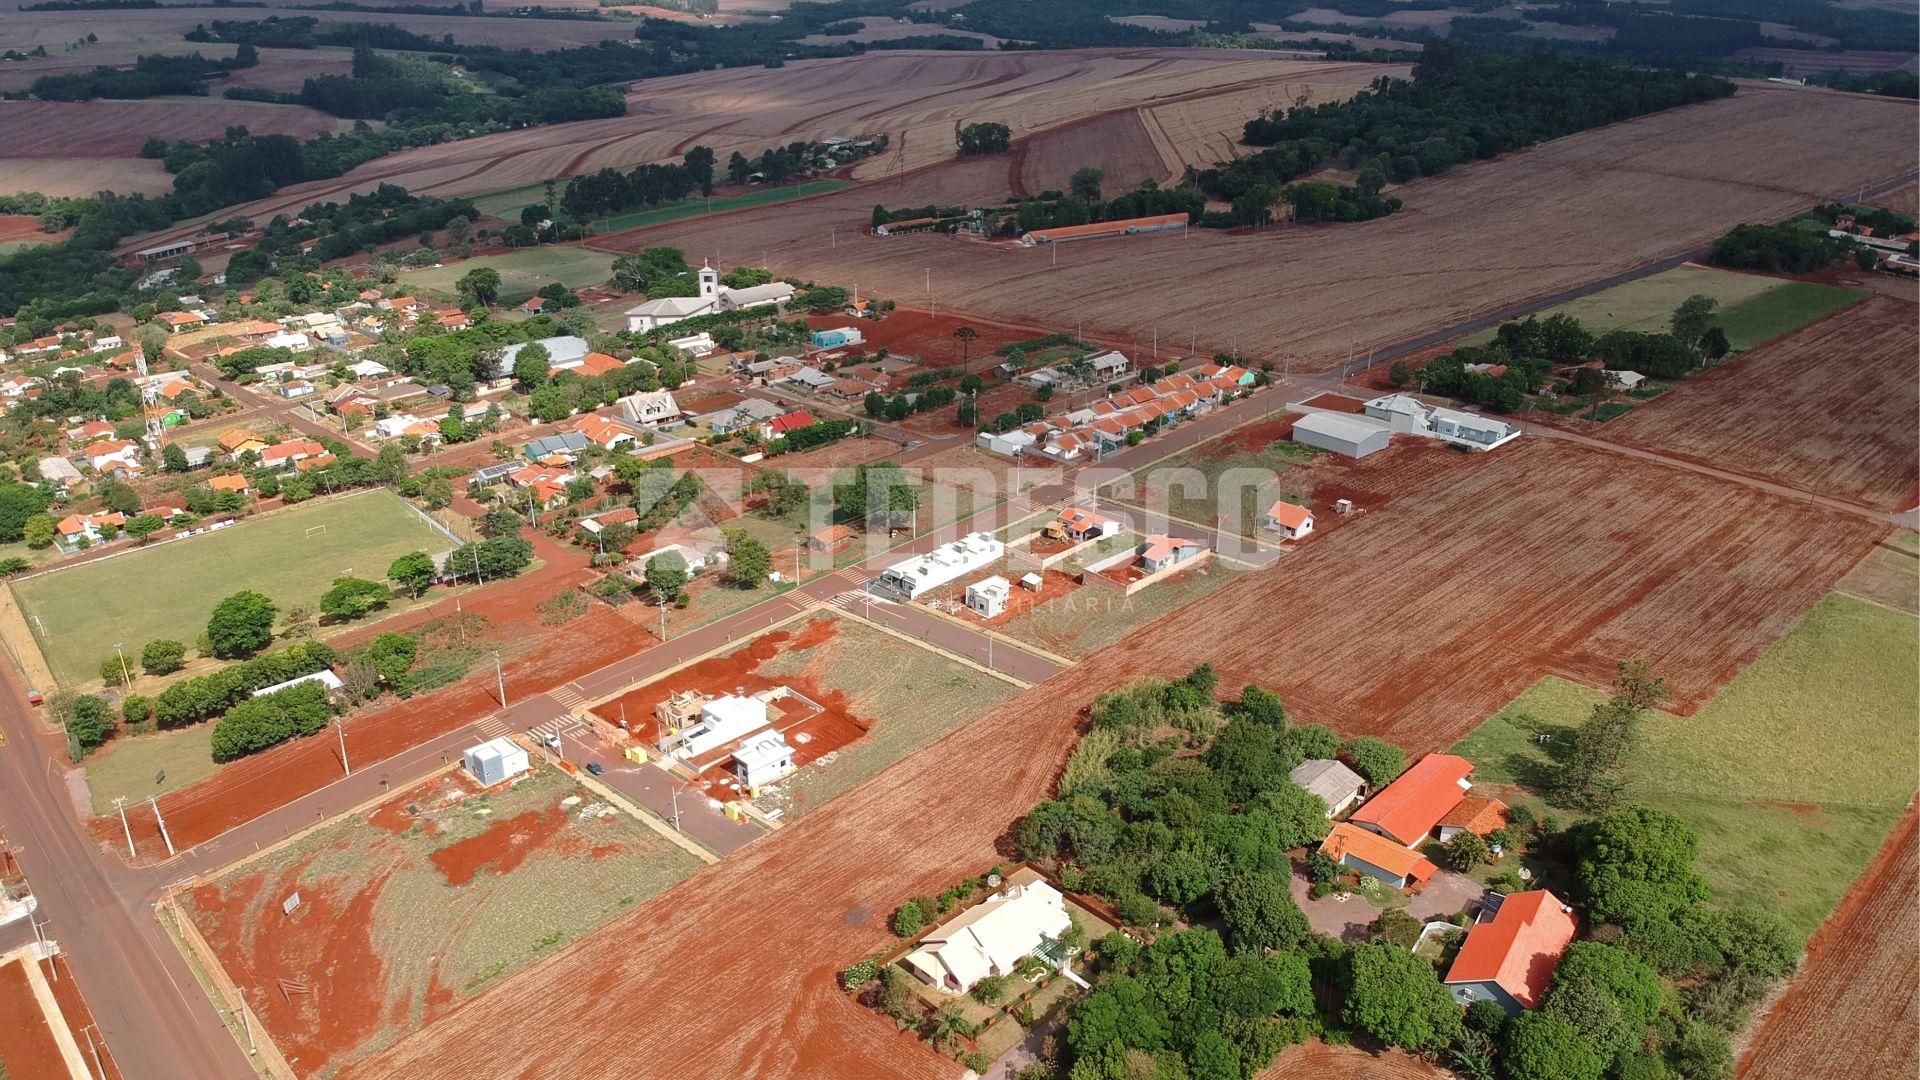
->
[624,264,797,332]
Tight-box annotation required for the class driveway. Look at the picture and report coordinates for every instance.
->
[1291,865,1485,943]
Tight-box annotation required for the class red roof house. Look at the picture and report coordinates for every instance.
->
[762,410,816,438]
[1349,753,1474,847]
[1319,821,1437,891]
[1444,890,1578,1013]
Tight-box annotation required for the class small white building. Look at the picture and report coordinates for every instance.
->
[1608,370,1646,391]
[1264,500,1314,540]
[249,669,345,699]
[463,736,530,786]
[966,575,1010,619]
[877,533,1005,600]
[264,331,313,353]
[1289,758,1367,817]
[1428,407,1520,451]
[731,731,796,788]
[667,332,716,358]
[1292,412,1392,459]
[976,429,1037,457]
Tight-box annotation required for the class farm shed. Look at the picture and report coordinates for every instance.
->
[1020,213,1189,246]
[1289,758,1366,817]
[1291,412,1391,459]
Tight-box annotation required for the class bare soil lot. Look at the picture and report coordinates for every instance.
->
[1602,294,1919,511]
[0,98,348,157]
[348,433,1876,1080]
[592,84,1917,370]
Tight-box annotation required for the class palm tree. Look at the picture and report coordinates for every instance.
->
[928,1002,977,1050]
[953,324,979,364]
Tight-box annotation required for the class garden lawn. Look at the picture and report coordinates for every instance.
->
[12,491,455,685]
[399,248,616,302]
[591,181,848,232]
[1455,265,1784,346]
[1452,593,1918,936]
[84,724,216,813]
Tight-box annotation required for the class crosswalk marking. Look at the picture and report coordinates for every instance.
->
[549,684,588,710]
[474,714,509,739]
[528,715,587,743]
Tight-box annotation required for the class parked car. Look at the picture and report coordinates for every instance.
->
[586,761,604,776]
[24,689,42,706]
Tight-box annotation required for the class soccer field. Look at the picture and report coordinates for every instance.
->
[12,491,455,685]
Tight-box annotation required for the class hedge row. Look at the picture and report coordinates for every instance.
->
[152,640,335,729]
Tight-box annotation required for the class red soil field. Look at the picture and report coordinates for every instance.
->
[1602,294,1919,511]
[808,309,1033,369]
[219,49,353,92]
[1258,1041,1442,1079]
[0,100,349,159]
[0,959,69,1080]
[1012,108,1175,197]
[351,435,1875,1080]
[1298,393,1368,413]
[0,214,56,244]
[429,808,567,886]
[1738,801,1918,1080]
[591,84,1917,370]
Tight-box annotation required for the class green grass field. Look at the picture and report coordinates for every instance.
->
[1452,593,1918,935]
[591,181,848,233]
[1455,265,1866,353]
[85,725,215,813]
[1711,280,1869,351]
[399,248,616,302]
[13,490,455,684]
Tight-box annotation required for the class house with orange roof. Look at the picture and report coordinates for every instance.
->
[557,351,626,379]
[66,420,115,445]
[54,511,127,551]
[434,309,471,330]
[259,439,325,470]
[209,474,250,494]
[1444,890,1578,1013]
[1350,753,1476,847]
[1136,534,1201,574]
[760,409,816,440]
[1319,821,1437,891]
[158,311,206,333]
[377,296,420,312]
[226,319,282,341]
[1197,362,1254,387]
[1437,796,1509,843]
[217,428,266,456]
[294,453,338,473]
[809,523,860,553]
[1056,507,1118,541]
[1265,500,1314,540]
[572,413,635,450]
[83,438,141,472]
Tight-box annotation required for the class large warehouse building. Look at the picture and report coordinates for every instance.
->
[1292,412,1392,459]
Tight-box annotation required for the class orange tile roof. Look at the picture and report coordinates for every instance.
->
[218,428,262,451]
[209,474,249,491]
[1444,890,1577,1008]
[767,410,815,435]
[159,311,204,327]
[1139,533,1197,564]
[1438,796,1508,836]
[570,352,626,378]
[1058,507,1111,533]
[1266,501,1312,530]
[1350,754,1473,846]
[1320,821,1437,884]
[1027,212,1187,242]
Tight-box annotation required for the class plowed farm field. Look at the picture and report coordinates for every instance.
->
[1602,294,1920,510]
[122,50,1396,252]
[593,83,1917,370]
[1738,802,1918,1080]
[346,433,1878,1080]
[0,99,350,196]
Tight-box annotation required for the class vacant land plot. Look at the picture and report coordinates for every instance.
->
[1737,803,1917,1080]
[1005,557,1245,659]
[352,431,1881,1080]
[0,98,350,159]
[12,490,454,684]
[594,180,847,232]
[1454,592,1917,935]
[85,723,218,813]
[122,51,1397,252]
[1713,279,1870,350]
[591,84,1916,370]
[1452,264,1787,346]
[1014,109,1176,198]
[1101,427,1324,536]
[1602,294,1918,510]
[181,762,700,1078]
[400,248,615,301]
[593,612,1018,820]
[0,955,70,1080]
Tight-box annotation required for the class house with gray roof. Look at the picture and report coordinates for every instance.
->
[1289,758,1368,818]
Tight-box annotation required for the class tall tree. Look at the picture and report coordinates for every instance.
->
[1557,660,1669,808]
[1070,166,1105,205]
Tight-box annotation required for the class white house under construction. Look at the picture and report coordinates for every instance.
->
[874,532,1005,600]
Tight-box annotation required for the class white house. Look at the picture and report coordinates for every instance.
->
[976,428,1037,457]
[251,669,345,700]
[265,331,313,353]
[659,694,769,760]
[628,542,727,585]
[1608,370,1647,391]
[1427,407,1520,451]
[624,265,797,331]
[731,731,797,788]
[877,533,1005,600]
[903,880,1074,995]
[1264,500,1314,540]
[667,332,716,358]
[618,389,682,427]
[966,576,1010,619]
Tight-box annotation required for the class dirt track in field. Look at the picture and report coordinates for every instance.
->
[1738,801,1918,1080]
[346,434,1878,1080]
[593,83,1917,370]
[1602,294,1920,511]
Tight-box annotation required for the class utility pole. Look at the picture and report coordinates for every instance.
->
[335,717,349,776]
[148,796,175,858]
[659,603,668,642]
[84,1025,106,1076]
[925,268,933,319]
[493,650,508,708]
[112,642,130,689]
[472,547,484,585]
[112,797,134,858]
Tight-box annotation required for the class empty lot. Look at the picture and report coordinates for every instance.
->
[348,433,1880,1080]
[1603,294,1918,511]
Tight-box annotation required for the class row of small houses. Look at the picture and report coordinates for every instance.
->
[977,362,1257,462]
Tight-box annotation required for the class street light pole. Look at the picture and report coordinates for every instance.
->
[671,785,682,832]
[493,650,508,708]
[113,642,130,689]
[148,796,175,858]
[335,717,350,776]
[112,797,134,858]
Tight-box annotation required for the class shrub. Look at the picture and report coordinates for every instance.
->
[64,695,115,756]
[841,958,879,991]
[208,680,334,762]
[892,900,925,938]
[971,973,1010,1005]
[1341,736,1407,786]
[121,694,153,724]
[141,639,186,675]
